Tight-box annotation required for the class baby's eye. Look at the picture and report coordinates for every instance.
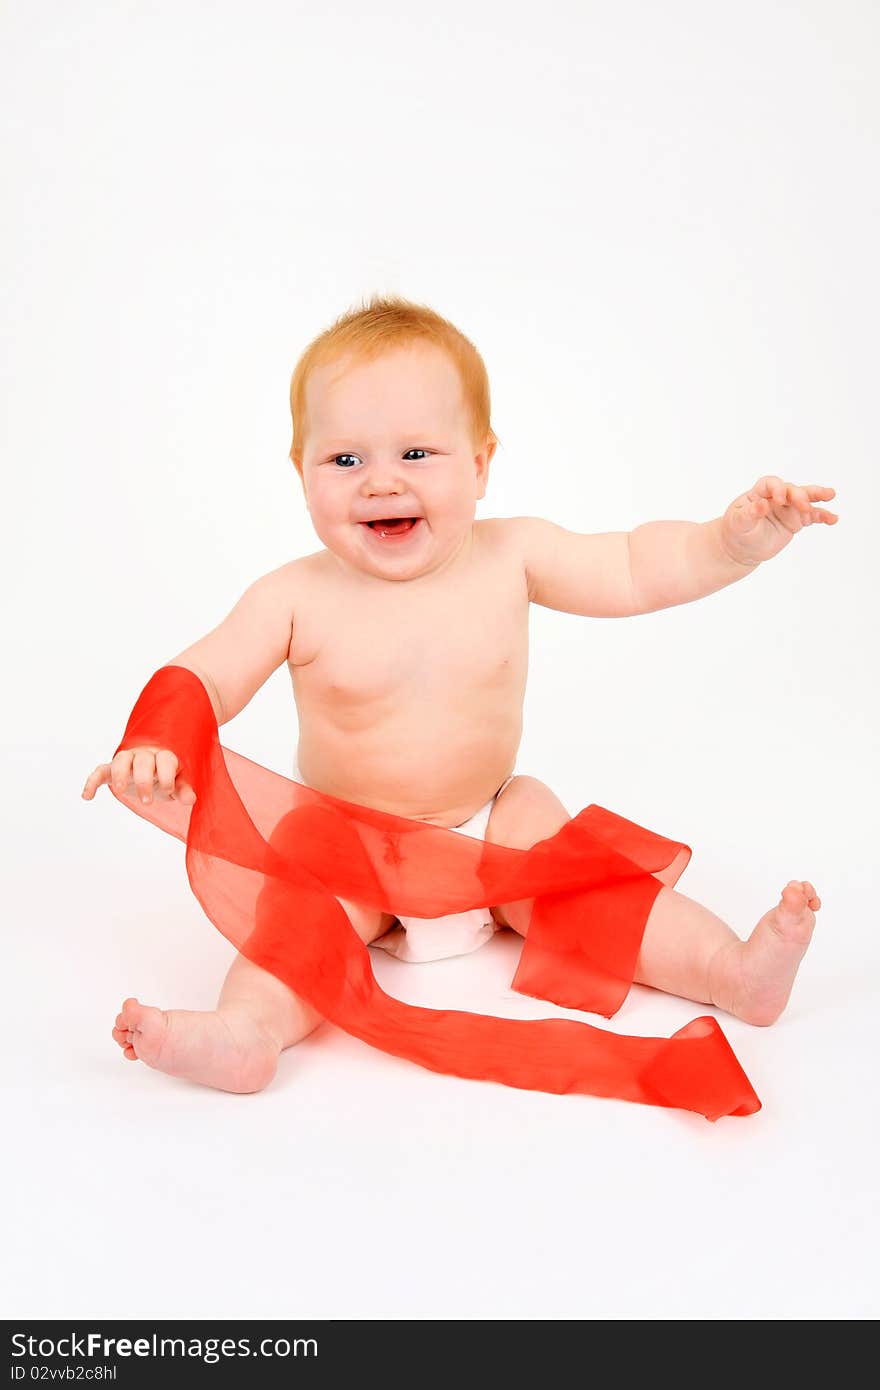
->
[330,449,432,468]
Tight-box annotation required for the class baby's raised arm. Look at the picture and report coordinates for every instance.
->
[82,565,296,806]
[515,476,836,620]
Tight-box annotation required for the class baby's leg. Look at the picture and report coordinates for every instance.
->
[111,897,397,1093]
[486,777,820,1026]
[636,880,819,1025]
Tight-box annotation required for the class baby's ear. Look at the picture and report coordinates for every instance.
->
[474,444,494,497]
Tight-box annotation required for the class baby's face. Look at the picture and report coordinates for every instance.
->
[295,343,495,583]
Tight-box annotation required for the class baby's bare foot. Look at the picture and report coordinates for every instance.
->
[709,881,820,1025]
[111,996,280,1093]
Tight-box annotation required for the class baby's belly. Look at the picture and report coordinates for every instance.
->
[295,716,522,827]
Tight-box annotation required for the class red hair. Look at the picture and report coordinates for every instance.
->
[288,293,499,470]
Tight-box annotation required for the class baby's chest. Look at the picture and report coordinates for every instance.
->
[294,599,527,714]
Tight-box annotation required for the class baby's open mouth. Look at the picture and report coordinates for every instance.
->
[362,517,422,538]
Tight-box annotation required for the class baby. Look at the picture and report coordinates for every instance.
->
[81,296,838,1095]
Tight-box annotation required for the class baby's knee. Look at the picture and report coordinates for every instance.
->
[487,775,571,850]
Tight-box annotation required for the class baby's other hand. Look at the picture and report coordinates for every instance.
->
[720,476,838,565]
[81,747,197,806]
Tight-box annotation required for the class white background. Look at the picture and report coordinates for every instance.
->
[3,0,878,1320]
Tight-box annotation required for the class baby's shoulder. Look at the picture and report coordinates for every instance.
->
[472,515,530,576]
[475,515,535,577]
[249,553,323,669]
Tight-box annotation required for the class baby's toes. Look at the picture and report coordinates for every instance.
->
[774,882,816,942]
[803,879,821,910]
[114,997,168,1065]
[780,881,809,910]
[118,996,149,1037]
[111,1023,137,1059]
[789,879,821,911]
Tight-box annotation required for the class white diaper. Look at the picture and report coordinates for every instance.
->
[291,757,516,963]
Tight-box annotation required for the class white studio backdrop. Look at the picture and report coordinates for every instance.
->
[2,0,878,1320]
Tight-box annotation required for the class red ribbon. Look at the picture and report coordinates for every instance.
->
[110,665,761,1121]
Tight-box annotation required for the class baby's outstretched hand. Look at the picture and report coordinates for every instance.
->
[81,747,197,806]
[720,475,838,565]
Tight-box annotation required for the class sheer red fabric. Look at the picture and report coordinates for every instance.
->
[109,665,761,1121]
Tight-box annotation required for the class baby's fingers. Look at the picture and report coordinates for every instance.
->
[801,507,839,526]
[801,486,839,526]
[805,485,836,501]
[154,749,197,804]
[81,763,111,799]
[132,748,158,803]
[752,475,789,506]
[109,749,135,795]
[154,749,180,800]
[79,748,195,804]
